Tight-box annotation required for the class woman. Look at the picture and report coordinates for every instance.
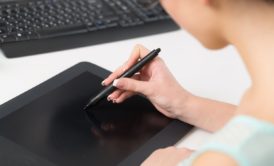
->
[102,0,274,165]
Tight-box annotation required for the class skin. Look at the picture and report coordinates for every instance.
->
[102,0,274,165]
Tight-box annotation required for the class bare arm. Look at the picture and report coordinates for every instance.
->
[180,95,236,132]
[192,151,238,166]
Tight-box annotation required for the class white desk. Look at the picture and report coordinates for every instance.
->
[0,29,250,150]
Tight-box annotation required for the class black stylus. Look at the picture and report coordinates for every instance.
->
[83,48,161,111]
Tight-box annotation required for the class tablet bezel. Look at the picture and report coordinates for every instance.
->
[0,62,193,166]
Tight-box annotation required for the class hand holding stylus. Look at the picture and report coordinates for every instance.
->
[83,46,161,110]
[101,45,192,120]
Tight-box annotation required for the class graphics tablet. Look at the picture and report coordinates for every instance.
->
[0,62,192,166]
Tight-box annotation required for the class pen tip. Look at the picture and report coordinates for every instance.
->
[83,105,89,111]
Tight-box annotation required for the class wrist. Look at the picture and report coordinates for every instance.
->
[174,93,209,128]
[178,94,236,132]
[171,89,196,121]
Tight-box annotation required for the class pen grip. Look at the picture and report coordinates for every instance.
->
[119,49,159,78]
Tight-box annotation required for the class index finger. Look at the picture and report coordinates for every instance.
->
[102,44,151,86]
[124,44,151,71]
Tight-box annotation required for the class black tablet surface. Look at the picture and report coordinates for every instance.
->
[0,62,192,166]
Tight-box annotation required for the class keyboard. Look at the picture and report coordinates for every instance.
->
[0,0,179,58]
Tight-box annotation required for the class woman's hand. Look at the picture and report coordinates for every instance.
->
[102,44,192,119]
[141,147,193,166]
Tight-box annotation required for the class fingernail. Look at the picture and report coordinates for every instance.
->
[101,81,105,86]
[112,99,116,104]
[113,79,119,87]
[107,95,112,101]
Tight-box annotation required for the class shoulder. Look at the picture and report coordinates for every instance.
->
[192,151,238,166]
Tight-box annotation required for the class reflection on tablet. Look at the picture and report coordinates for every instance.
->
[0,72,171,166]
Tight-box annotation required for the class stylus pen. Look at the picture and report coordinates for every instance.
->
[83,48,161,111]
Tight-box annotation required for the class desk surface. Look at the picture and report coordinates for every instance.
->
[0,30,250,150]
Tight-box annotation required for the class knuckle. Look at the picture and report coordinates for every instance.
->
[119,79,130,90]
[121,79,136,92]
[134,44,148,55]
[134,44,143,49]
[121,80,128,89]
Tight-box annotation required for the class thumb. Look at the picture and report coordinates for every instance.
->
[113,78,150,96]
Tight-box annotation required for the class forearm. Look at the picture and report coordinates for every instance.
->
[178,95,236,132]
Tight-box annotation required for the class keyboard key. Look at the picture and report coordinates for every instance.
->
[1,34,17,43]
[27,31,39,40]
[15,32,29,41]
[0,28,6,34]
